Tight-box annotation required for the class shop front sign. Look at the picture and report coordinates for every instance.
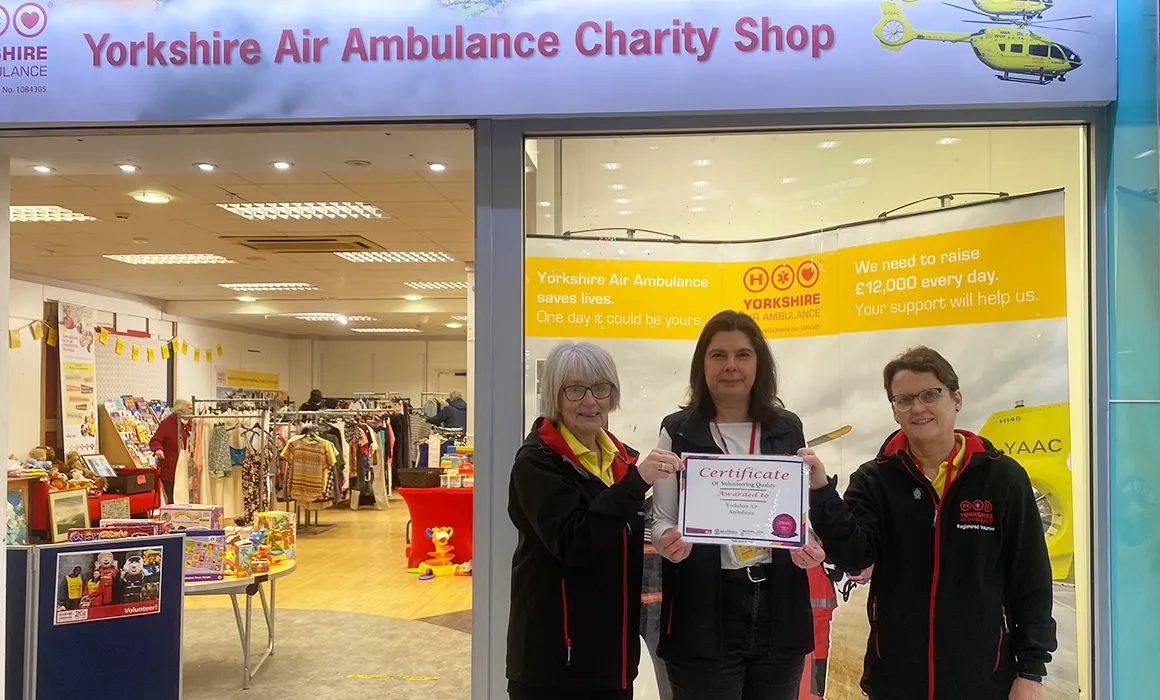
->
[0,0,1115,124]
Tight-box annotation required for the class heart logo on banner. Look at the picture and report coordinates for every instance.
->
[20,12,36,29]
[800,266,815,282]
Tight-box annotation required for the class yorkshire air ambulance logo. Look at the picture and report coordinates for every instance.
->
[875,1,1088,85]
[6,2,47,39]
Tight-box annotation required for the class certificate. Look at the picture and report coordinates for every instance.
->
[678,453,809,549]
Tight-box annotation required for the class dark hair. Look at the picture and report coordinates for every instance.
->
[684,310,782,421]
[310,389,323,399]
[882,346,960,398]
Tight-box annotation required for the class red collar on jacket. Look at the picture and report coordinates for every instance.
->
[536,419,637,483]
[881,429,988,467]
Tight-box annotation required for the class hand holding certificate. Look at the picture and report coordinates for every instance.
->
[677,453,809,549]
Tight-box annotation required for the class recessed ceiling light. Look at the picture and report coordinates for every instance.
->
[619,210,633,215]
[451,315,468,321]
[116,163,140,172]
[609,184,627,191]
[351,328,422,334]
[31,165,54,174]
[403,294,423,301]
[345,160,372,167]
[294,313,377,323]
[692,194,706,201]
[219,283,318,292]
[404,281,469,290]
[538,201,552,208]
[445,322,465,329]
[690,207,706,213]
[692,181,708,188]
[336,251,457,263]
[217,202,388,220]
[818,141,841,149]
[603,162,621,170]
[271,161,294,170]
[9,206,96,222]
[428,161,447,172]
[237,296,258,303]
[132,238,149,245]
[132,191,172,204]
[613,198,629,205]
[693,159,711,167]
[853,158,875,165]
[105,254,235,265]
[195,162,217,172]
[936,138,962,146]
[782,177,797,184]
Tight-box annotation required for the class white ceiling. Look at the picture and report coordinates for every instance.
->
[5,126,475,337]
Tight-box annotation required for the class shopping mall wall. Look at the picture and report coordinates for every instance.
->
[306,339,469,404]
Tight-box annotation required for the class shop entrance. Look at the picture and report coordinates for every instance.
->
[519,125,1092,700]
[4,125,476,699]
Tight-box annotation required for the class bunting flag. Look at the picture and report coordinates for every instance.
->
[161,343,171,360]
[181,340,189,355]
[194,348,201,362]
[114,338,125,355]
[147,347,156,363]
[8,322,231,364]
[30,321,44,340]
[131,345,140,361]
[216,344,223,357]
[9,330,20,349]
[46,327,58,347]
[98,327,110,345]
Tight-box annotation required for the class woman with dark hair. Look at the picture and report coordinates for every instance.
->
[650,310,828,700]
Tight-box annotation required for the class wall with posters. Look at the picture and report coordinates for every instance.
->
[0,0,1116,125]
[55,302,97,455]
[525,190,1081,699]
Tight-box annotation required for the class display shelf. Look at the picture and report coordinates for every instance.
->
[97,397,167,469]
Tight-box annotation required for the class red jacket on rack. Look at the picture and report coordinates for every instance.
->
[148,412,191,482]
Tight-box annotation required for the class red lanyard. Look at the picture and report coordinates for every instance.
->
[712,419,758,455]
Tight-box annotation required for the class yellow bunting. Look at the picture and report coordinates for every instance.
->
[147,347,156,363]
[194,348,201,362]
[115,338,125,355]
[161,343,171,360]
[131,345,140,361]
[205,348,212,362]
[98,327,110,345]
[30,321,44,340]
[9,330,20,349]
[216,344,223,357]
[47,327,58,347]
[181,340,189,355]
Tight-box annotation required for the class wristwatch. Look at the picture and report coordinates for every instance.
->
[1017,672,1046,685]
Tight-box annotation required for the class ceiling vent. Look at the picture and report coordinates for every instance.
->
[220,235,383,254]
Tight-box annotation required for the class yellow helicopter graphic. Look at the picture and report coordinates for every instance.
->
[901,0,1091,23]
[874,1,1083,85]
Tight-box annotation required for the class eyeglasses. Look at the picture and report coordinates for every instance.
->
[889,387,945,411]
[562,383,614,401]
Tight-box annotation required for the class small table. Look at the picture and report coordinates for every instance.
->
[185,560,297,690]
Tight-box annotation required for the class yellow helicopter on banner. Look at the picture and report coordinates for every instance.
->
[900,0,1088,23]
[874,1,1084,85]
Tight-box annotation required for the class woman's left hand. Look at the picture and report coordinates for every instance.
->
[799,447,830,490]
[790,535,826,569]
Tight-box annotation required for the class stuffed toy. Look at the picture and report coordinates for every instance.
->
[25,446,54,471]
[65,450,107,496]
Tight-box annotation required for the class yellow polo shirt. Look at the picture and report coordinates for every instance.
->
[922,432,967,497]
[558,424,620,486]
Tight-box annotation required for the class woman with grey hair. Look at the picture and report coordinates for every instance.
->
[506,341,683,700]
[149,398,193,504]
[428,389,468,430]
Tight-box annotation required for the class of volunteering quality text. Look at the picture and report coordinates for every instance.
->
[82,18,835,67]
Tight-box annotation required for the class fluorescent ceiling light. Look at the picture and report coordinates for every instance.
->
[404,281,469,290]
[782,177,797,184]
[609,184,626,191]
[132,191,172,204]
[619,210,633,215]
[690,207,706,213]
[854,158,875,165]
[613,198,629,205]
[451,315,468,321]
[195,162,217,171]
[271,161,294,170]
[336,251,457,263]
[403,294,423,301]
[32,165,54,173]
[220,282,318,292]
[692,195,706,201]
[936,137,962,146]
[538,201,552,207]
[603,162,621,170]
[445,323,464,329]
[105,254,235,265]
[692,181,708,188]
[237,296,258,303]
[217,202,388,221]
[10,205,96,222]
[818,141,841,149]
[692,159,711,167]
[294,314,377,322]
[351,328,421,334]
[116,163,140,172]
[428,161,447,172]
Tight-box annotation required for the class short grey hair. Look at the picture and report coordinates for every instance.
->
[540,342,621,422]
[173,398,192,411]
[449,390,463,402]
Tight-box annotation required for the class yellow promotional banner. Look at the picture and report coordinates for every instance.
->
[526,216,1065,340]
[147,347,156,363]
[131,345,140,361]
[221,370,281,391]
[161,343,171,360]
[115,338,125,355]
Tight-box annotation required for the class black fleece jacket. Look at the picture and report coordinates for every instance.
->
[506,418,648,691]
[809,430,1057,700]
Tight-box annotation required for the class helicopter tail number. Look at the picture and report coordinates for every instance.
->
[875,1,918,51]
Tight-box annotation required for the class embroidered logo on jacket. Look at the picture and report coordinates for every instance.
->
[956,499,996,531]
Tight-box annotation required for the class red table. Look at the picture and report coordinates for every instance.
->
[28,478,161,531]
[398,487,474,568]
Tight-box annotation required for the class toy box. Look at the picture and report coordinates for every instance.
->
[233,541,254,577]
[254,511,296,560]
[183,530,226,582]
[66,526,158,542]
[99,519,168,534]
[159,504,224,531]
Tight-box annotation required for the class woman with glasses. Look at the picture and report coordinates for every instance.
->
[507,341,682,700]
[807,346,1057,700]
[650,310,827,700]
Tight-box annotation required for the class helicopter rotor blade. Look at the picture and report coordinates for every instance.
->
[941,2,993,19]
[1029,25,1090,34]
[1035,15,1094,23]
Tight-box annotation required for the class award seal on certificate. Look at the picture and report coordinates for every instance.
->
[677,453,809,549]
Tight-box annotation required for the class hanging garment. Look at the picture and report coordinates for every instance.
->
[241,434,268,522]
[207,424,233,478]
[173,448,192,505]
[283,437,334,502]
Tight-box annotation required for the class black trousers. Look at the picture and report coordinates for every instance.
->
[666,567,805,700]
[160,479,175,504]
[508,681,632,700]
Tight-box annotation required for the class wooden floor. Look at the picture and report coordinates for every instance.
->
[185,497,473,620]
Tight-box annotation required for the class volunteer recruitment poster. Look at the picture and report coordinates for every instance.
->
[57,302,98,455]
[525,190,1079,699]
